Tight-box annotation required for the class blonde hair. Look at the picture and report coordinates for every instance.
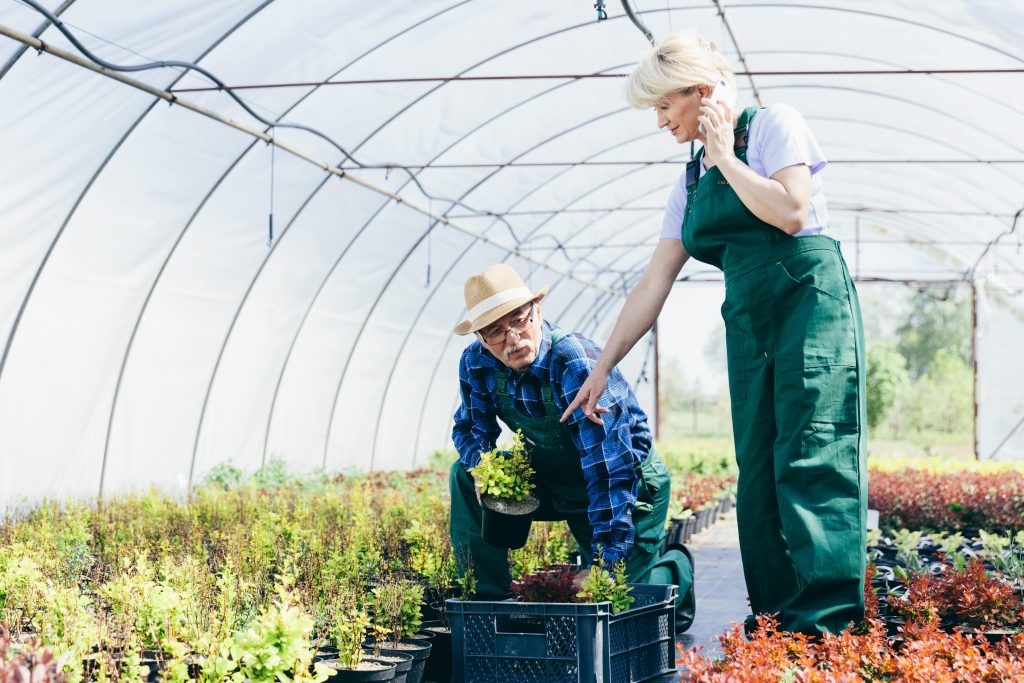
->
[625,30,735,108]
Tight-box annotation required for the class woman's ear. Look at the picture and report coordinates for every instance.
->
[695,83,713,100]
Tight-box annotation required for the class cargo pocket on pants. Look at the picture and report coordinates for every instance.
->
[777,353,861,475]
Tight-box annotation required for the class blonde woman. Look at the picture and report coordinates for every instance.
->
[562,31,866,637]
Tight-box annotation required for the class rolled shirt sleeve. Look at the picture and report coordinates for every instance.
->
[452,344,501,470]
[551,335,641,566]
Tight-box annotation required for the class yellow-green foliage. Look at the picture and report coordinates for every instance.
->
[469,430,537,501]
[576,551,634,614]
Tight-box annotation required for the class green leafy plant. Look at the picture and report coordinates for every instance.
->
[203,462,246,490]
[468,430,536,502]
[0,553,49,637]
[456,567,476,601]
[99,554,188,653]
[370,578,424,644]
[229,575,330,683]
[576,550,634,613]
[328,593,371,670]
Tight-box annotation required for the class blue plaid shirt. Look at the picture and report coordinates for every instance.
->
[452,321,653,565]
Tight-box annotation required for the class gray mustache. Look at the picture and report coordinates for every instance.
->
[504,339,534,360]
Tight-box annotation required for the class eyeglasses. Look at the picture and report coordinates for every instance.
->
[478,302,536,346]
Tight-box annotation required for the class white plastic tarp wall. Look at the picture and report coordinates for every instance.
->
[0,0,1022,509]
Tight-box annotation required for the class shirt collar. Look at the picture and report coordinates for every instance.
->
[525,321,556,380]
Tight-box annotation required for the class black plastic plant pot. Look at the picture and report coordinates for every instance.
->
[322,656,397,682]
[315,645,340,662]
[360,649,413,683]
[420,622,452,683]
[480,494,540,549]
[362,637,431,683]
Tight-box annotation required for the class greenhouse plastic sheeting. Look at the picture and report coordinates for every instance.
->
[0,0,1022,507]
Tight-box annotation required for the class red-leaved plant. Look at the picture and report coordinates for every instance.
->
[869,469,1024,532]
[509,565,580,603]
[0,631,69,683]
[890,558,1021,631]
[677,613,1024,682]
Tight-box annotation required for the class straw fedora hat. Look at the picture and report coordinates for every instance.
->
[454,264,549,335]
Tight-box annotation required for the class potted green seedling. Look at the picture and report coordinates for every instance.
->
[366,578,430,683]
[323,595,397,682]
[228,575,332,683]
[468,430,538,549]
[575,551,635,614]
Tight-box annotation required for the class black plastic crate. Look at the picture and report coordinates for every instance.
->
[446,584,677,683]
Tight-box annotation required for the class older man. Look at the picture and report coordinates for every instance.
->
[449,263,694,630]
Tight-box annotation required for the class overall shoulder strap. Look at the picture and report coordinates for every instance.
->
[685,151,703,191]
[734,105,763,149]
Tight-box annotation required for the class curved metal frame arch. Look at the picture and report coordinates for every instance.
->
[186,173,335,478]
[90,2,480,491]
[0,0,77,80]
[0,0,283,496]
[824,202,983,273]
[724,3,1024,66]
[757,83,1024,156]
[742,47,1024,120]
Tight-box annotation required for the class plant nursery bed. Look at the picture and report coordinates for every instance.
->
[446,584,677,683]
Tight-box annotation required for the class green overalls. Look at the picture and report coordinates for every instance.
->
[681,106,867,635]
[449,330,695,629]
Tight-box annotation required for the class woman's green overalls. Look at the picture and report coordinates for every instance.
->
[449,330,695,630]
[681,106,867,635]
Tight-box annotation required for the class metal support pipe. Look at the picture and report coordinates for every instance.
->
[972,279,980,460]
[855,216,861,279]
[712,0,763,105]
[653,320,661,438]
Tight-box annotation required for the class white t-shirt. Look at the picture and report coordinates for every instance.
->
[660,103,828,240]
